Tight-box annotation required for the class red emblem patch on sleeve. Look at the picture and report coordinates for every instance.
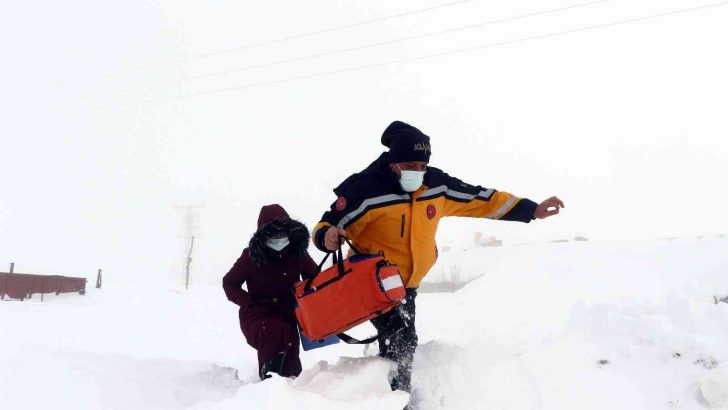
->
[427,204,436,219]
[335,196,347,211]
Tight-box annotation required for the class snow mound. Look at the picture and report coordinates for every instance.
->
[2,237,726,409]
[293,356,399,400]
[514,298,728,409]
[0,346,241,410]
[700,374,728,408]
[192,356,407,410]
[410,238,728,409]
[413,340,542,410]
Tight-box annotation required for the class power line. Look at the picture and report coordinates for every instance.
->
[17,0,605,109]
[50,0,728,116]
[6,0,473,95]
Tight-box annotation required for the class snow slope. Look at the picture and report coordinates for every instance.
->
[1,236,727,409]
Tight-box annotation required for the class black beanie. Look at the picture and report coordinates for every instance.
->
[381,121,432,163]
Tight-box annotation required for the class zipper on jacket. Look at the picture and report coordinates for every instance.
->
[400,215,405,238]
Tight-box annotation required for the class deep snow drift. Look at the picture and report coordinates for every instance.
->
[1,236,727,409]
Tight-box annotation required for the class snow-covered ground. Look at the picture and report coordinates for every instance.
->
[2,236,727,409]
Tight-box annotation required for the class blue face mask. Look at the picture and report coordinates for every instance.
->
[266,237,289,251]
[397,165,425,192]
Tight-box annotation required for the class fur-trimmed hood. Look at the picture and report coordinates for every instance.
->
[249,204,310,266]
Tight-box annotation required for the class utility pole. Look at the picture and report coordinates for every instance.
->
[173,205,204,290]
[185,236,195,291]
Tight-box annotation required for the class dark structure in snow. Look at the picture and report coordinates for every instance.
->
[0,272,87,301]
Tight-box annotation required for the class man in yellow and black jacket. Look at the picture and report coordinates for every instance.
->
[312,120,564,396]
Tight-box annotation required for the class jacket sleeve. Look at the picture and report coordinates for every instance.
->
[312,191,371,253]
[300,253,320,281]
[439,173,538,223]
[312,221,332,253]
[222,250,254,308]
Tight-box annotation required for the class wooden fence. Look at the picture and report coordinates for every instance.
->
[0,272,87,301]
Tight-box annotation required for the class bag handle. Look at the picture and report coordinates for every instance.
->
[305,233,359,293]
[314,233,360,269]
[343,236,361,255]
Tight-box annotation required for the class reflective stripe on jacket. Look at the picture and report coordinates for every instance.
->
[313,153,537,288]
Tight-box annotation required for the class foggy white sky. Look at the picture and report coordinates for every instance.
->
[1,0,726,285]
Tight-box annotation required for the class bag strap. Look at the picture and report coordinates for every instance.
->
[314,234,358,270]
[343,237,361,255]
[316,252,331,272]
[305,234,354,293]
[338,326,405,345]
[337,332,379,345]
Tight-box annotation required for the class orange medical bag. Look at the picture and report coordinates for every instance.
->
[294,241,405,342]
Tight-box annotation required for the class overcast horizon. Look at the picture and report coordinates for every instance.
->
[1,0,726,285]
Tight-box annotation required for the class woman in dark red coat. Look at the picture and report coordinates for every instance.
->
[223,204,319,380]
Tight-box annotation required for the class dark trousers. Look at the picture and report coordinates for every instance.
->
[370,288,418,392]
[239,304,302,378]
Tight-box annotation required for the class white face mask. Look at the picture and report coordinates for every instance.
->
[266,237,289,251]
[397,165,426,192]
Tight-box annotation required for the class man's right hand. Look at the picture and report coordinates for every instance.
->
[324,227,347,251]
